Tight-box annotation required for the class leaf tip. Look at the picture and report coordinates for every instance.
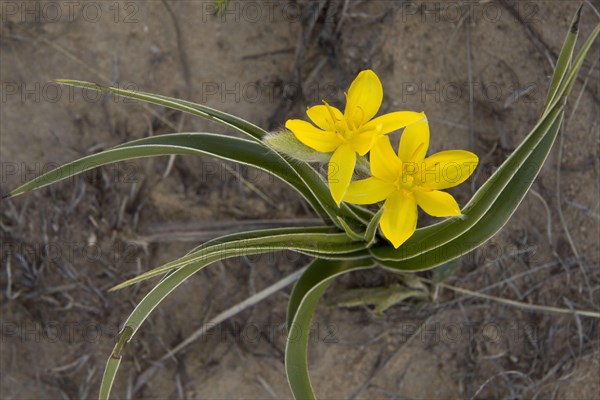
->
[107,285,122,292]
[571,3,583,33]
[109,279,137,291]
[54,79,79,86]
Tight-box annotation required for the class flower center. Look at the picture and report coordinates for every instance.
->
[334,122,353,141]
[348,106,365,129]
[333,119,360,143]
[322,100,358,142]
[395,174,415,191]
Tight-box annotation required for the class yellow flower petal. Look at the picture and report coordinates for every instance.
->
[370,136,402,182]
[285,119,342,153]
[398,119,429,163]
[344,70,383,128]
[328,144,356,205]
[361,111,426,135]
[414,190,461,217]
[420,150,479,189]
[380,191,418,248]
[344,177,395,205]
[306,104,343,131]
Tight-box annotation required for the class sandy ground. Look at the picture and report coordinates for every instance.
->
[1,1,599,399]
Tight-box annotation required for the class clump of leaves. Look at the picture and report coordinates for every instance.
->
[6,6,598,399]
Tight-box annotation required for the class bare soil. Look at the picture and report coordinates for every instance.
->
[1,1,599,399]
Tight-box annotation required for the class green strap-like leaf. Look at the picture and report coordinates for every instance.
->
[55,80,372,228]
[99,229,367,398]
[99,357,121,400]
[544,4,582,109]
[8,134,277,195]
[375,113,563,271]
[364,207,384,246]
[283,111,554,398]
[281,13,599,400]
[285,258,376,399]
[112,227,367,290]
[123,234,363,322]
[116,133,340,222]
[179,225,372,262]
[99,325,132,400]
[295,249,372,261]
[56,79,268,141]
[371,96,565,261]
[6,133,341,224]
[336,216,364,241]
[7,134,366,231]
[371,18,599,261]
[117,134,372,227]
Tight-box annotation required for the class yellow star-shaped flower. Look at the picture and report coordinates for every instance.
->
[285,70,425,204]
[344,120,479,248]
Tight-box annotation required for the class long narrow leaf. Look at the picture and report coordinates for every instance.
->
[6,133,337,223]
[281,13,598,400]
[56,79,268,141]
[372,19,599,261]
[282,110,557,399]
[177,224,370,262]
[55,80,372,227]
[100,229,362,398]
[375,113,563,271]
[285,258,376,399]
[99,357,121,400]
[283,112,561,398]
[115,134,340,222]
[385,16,598,268]
[112,227,367,290]
[295,249,372,261]
[117,135,373,227]
[544,4,582,109]
[371,97,565,261]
